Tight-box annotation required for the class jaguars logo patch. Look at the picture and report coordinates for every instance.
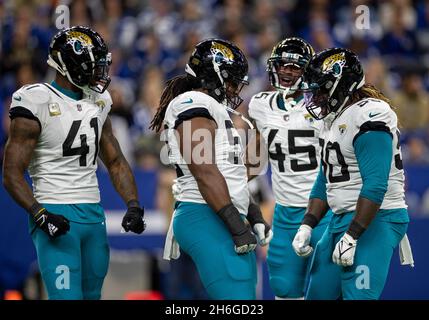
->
[322,52,346,77]
[304,113,314,123]
[95,100,106,111]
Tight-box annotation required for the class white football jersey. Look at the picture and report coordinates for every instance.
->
[9,83,112,204]
[320,98,407,214]
[164,91,249,215]
[248,91,323,207]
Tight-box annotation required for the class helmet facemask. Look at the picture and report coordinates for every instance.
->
[303,73,365,120]
[268,57,305,98]
[302,49,365,120]
[88,52,112,93]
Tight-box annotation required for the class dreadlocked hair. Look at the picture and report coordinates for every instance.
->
[150,74,200,132]
[350,84,394,110]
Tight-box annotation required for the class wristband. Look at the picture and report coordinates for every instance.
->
[28,202,45,218]
[301,213,320,229]
[346,220,366,240]
[127,200,140,208]
[247,203,264,226]
[217,204,248,236]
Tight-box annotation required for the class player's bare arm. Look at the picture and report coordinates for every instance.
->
[99,116,138,204]
[246,128,267,181]
[177,116,257,254]
[351,197,380,233]
[305,197,329,225]
[177,117,230,212]
[2,117,40,210]
[3,117,70,238]
[99,116,145,234]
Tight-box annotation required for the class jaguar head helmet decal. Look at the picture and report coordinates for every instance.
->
[322,52,346,77]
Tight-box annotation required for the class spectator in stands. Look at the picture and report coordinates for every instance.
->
[402,134,429,165]
[393,70,429,131]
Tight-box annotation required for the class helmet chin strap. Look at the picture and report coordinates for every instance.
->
[276,76,302,101]
[328,75,366,121]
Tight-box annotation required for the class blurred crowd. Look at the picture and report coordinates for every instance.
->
[1,0,429,175]
[1,0,429,300]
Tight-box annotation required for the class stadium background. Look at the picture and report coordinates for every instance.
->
[1,0,429,299]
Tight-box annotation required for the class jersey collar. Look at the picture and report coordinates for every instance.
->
[50,81,83,101]
[276,93,304,111]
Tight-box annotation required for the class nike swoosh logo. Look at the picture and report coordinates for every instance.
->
[13,96,22,101]
[181,98,193,104]
[369,112,380,118]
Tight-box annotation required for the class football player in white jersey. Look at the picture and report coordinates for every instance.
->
[151,39,272,299]
[248,38,332,300]
[292,48,411,299]
[2,26,146,300]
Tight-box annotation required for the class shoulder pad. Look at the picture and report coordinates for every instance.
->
[16,84,51,104]
[248,91,275,120]
[94,90,113,107]
[251,91,275,101]
[175,90,217,106]
[353,98,396,130]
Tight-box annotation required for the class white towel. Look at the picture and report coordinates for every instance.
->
[163,210,180,260]
[399,233,414,267]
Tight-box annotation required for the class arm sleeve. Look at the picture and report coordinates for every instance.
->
[353,131,393,204]
[309,162,328,201]
[174,107,215,129]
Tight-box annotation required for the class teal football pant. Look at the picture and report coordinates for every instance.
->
[173,202,257,299]
[267,204,332,298]
[31,204,109,300]
[306,209,408,300]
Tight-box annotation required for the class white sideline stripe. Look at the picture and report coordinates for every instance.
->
[105,210,167,235]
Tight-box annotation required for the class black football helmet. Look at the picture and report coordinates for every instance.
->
[185,38,249,109]
[302,47,365,120]
[47,26,111,94]
[267,37,314,96]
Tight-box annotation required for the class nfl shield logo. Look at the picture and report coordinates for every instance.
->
[77,104,82,112]
[283,114,290,122]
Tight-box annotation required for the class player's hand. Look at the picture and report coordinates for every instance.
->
[233,227,258,254]
[122,205,146,234]
[292,224,313,257]
[247,203,273,246]
[332,232,357,267]
[34,209,70,239]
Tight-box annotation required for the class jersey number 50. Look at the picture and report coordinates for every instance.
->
[62,118,99,166]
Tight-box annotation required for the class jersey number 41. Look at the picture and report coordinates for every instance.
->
[62,118,99,166]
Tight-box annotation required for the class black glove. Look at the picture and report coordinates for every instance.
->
[122,200,146,234]
[31,204,70,239]
[247,203,273,246]
[217,204,257,254]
